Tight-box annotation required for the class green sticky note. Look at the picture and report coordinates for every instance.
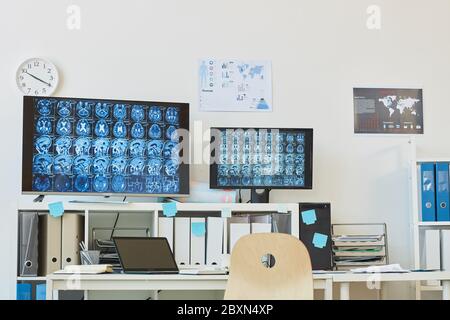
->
[48,202,64,218]
[221,208,232,218]
[312,233,328,249]
[162,202,177,217]
[301,209,317,225]
[192,222,206,237]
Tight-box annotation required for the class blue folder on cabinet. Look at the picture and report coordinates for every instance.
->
[436,162,450,221]
[421,163,436,221]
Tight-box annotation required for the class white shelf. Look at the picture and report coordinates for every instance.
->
[417,221,450,227]
[17,276,46,281]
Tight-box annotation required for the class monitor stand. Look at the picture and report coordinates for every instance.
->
[69,195,129,204]
[250,189,271,203]
[33,195,45,203]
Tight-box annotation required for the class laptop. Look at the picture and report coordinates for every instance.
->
[113,237,179,274]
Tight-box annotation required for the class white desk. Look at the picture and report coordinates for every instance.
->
[332,271,450,300]
[46,273,333,300]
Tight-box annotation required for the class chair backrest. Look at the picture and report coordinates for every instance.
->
[224,233,313,300]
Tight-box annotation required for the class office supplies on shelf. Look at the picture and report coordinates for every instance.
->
[55,264,113,274]
[179,265,228,275]
[36,283,46,300]
[113,237,179,274]
[332,223,388,270]
[16,283,32,300]
[350,264,409,273]
[229,223,250,252]
[61,214,84,268]
[38,214,62,275]
[174,217,190,265]
[206,217,223,266]
[442,230,450,271]
[18,212,39,276]
[158,217,174,251]
[420,163,437,221]
[299,203,333,270]
[436,162,450,221]
[423,229,441,286]
[80,250,100,265]
[272,213,291,234]
[190,218,206,265]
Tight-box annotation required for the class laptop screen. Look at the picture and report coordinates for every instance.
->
[114,237,178,272]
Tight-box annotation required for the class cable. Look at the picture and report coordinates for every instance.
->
[110,212,120,240]
[238,189,242,203]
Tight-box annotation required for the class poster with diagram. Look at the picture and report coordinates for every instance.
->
[199,59,272,112]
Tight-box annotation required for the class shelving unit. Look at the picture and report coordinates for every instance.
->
[16,201,299,299]
[410,139,450,299]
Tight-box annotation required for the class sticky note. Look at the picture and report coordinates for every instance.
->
[48,202,64,217]
[162,202,177,217]
[312,233,328,249]
[277,204,288,213]
[301,209,317,225]
[192,222,206,237]
[221,208,232,218]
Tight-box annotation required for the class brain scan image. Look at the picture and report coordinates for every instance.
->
[215,129,307,188]
[30,98,184,194]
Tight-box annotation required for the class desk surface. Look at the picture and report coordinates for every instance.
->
[48,273,333,281]
[332,271,450,282]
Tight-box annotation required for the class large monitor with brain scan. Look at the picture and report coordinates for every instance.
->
[22,96,189,196]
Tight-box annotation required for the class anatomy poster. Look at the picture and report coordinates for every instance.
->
[353,88,424,134]
[199,59,272,112]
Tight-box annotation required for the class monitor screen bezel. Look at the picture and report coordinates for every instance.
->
[22,95,190,197]
[209,127,313,190]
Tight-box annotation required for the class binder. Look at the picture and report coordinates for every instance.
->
[272,213,291,234]
[18,212,39,276]
[424,229,441,286]
[61,214,84,268]
[190,217,206,265]
[299,203,333,270]
[38,215,62,275]
[436,162,450,221]
[174,217,190,265]
[421,163,436,221]
[442,230,450,271]
[36,284,46,300]
[206,217,223,266]
[229,223,250,252]
[251,223,271,233]
[158,217,174,251]
[16,283,32,300]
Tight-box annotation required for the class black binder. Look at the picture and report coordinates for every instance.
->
[299,203,333,270]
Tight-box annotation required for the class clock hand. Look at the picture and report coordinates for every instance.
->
[25,71,52,87]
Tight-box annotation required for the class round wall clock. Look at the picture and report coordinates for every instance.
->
[16,58,59,96]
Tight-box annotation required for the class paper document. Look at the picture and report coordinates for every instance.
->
[351,264,409,273]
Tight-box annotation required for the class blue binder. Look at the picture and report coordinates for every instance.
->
[36,284,46,300]
[421,163,436,221]
[16,283,32,300]
[436,162,450,221]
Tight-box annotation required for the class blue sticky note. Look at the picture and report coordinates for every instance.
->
[48,202,64,218]
[277,204,288,213]
[192,222,206,237]
[312,233,328,249]
[301,209,317,225]
[162,202,177,217]
[221,208,232,218]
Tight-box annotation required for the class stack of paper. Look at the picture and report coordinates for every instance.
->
[55,264,113,274]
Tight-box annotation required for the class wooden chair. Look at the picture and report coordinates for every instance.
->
[224,233,313,300]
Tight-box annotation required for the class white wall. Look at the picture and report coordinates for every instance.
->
[1,0,450,299]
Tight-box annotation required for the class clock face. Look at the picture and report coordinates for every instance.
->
[16,58,59,96]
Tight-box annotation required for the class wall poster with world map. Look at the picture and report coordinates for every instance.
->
[199,59,272,112]
[353,88,423,134]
